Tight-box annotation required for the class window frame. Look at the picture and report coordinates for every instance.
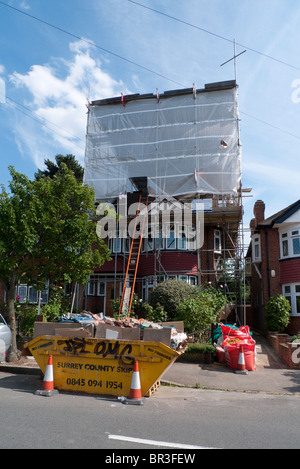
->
[282,283,300,316]
[280,227,300,259]
[252,234,261,263]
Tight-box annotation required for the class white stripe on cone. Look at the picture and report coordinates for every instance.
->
[129,361,142,399]
[42,355,54,391]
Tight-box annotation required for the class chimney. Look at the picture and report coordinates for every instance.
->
[253,200,265,227]
[249,218,256,235]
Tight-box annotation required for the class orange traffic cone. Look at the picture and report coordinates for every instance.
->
[123,361,144,405]
[34,355,59,396]
[234,345,248,375]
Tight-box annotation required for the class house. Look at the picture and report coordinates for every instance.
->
[1,81,246,322]
[247,199,300,334]
[82,80,246,319]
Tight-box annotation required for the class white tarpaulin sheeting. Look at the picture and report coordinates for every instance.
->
[84,82,241,200]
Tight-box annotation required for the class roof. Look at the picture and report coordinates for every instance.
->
[257,199,300,228]
[90,80,237,107]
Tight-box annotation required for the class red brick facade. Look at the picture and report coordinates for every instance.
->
[248,200,300,335]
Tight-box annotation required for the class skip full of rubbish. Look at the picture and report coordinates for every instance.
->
[58,311,188,352]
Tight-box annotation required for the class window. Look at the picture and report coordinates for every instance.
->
[281,233,289,257]
[166,225,176,250]
[28,286,38,304]
[97,281,106,297]
[178,226,187,250]
[252,234,261,262]
[283,284,300,315]
[17,281,49,304]
[214,229,222,253]
[292,230,300,255]
[17,285,27,303]
[87,275,106,296]
[142,274,197,301]
[280,227,300,259]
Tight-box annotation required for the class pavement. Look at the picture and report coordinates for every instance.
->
[1,332,300,396]
[162,332,300,395]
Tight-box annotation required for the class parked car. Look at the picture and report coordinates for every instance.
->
[0,313,12,362]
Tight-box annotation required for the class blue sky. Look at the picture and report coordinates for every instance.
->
[0,0,300,249]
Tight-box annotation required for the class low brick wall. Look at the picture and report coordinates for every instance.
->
[267,332,300,369]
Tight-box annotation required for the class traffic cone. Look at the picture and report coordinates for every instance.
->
[123,360,144,405]
[234,345,248,375]
[34,355,59,396]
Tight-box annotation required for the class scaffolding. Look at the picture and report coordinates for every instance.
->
[83,80,248,323]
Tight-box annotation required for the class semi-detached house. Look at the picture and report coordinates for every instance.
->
[247,199,300,334]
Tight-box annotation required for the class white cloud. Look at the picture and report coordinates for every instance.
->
[20,1,30,10]
[9,39,126,168]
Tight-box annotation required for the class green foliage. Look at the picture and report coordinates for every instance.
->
[111,294,167,323]
[265,294,291,332]
[185,343,216,354]
[15,286,70,336]
[290,334,300,343]
[149,279,195,320]
[15,303,38,337]
[0,162,110,358]
[0,164,110,288]
[35,154,84,183]
[142,304,168,323]
[40,286,69,322]
[176,285,227,339]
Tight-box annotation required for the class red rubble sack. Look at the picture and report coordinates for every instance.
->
[223,337,256,371]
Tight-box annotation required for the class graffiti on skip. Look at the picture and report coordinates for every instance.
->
[57,338,134,364]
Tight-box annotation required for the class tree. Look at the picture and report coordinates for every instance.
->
[34,154,84,183]
[0,164,110,360]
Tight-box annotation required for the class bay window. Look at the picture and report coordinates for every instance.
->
[283,284,300,315]
[280,228,300,258]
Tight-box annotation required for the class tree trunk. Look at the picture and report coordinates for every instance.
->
[6,279,19,361]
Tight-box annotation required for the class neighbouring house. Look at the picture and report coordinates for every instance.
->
[246,199,300,334]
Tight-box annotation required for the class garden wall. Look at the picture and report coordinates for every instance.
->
[266,332,300,369]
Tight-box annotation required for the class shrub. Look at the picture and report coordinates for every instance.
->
[143,304,168,323]
[185,343,216,354]
[176,285,227,339]
[149,279,195,320]
[265,294,290,332]
[16,303,38,337]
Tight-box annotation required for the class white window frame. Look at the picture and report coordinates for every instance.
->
[214,229,222,253]
[282,283,300,316]
[17,280,49,304]
[291,230,300,256]
[252,234,261,263]
[280,225,300,259]
[88,275,106,297]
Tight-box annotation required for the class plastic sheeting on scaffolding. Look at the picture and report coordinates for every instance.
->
[84,81,242,201]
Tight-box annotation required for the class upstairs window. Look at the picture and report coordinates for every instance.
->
[292,230,300,255]
[252,234,261,262]
[214,229,222,253]
[281,233,289,257]
[280,228,300,259]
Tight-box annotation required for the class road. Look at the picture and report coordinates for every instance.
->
[0,371,300,450]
